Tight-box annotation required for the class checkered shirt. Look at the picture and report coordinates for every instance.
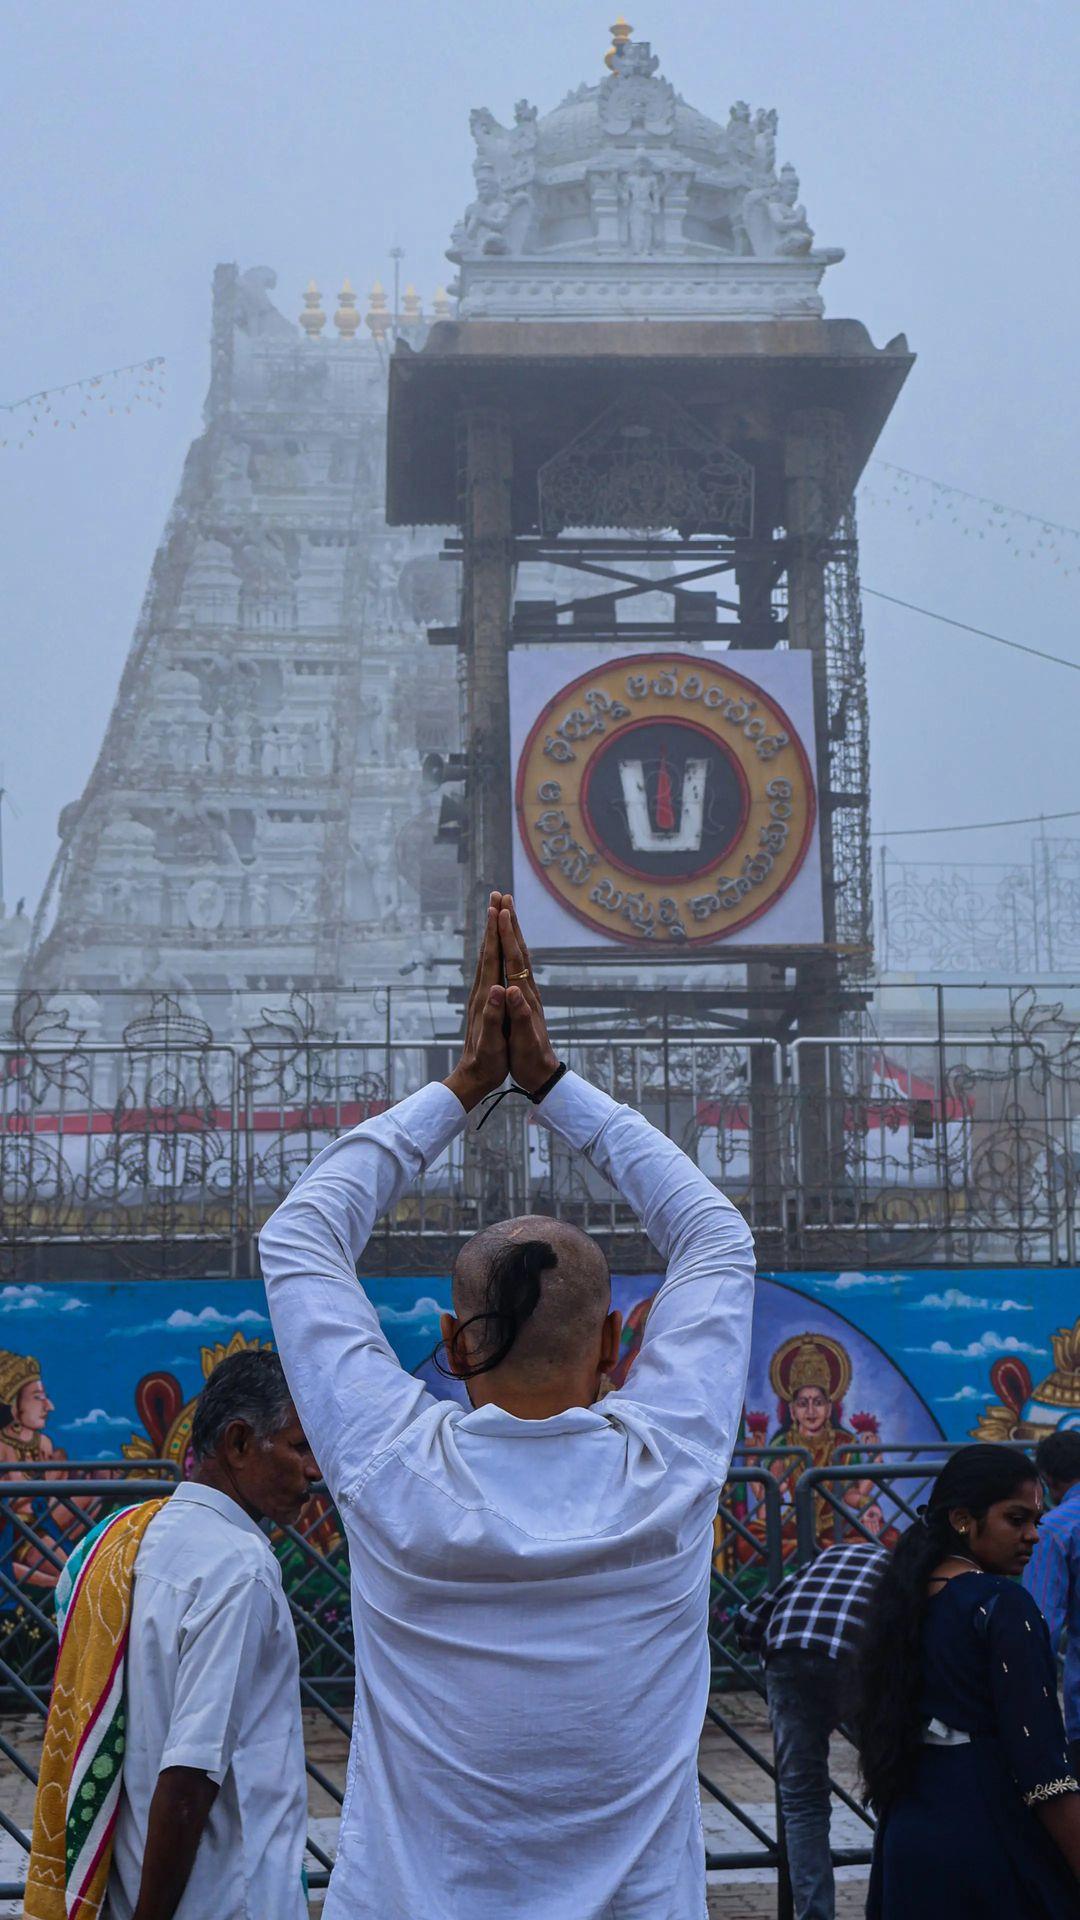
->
[737,1541,888,1661]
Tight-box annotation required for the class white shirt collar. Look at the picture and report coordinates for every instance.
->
[170,1478,270,1543]
[457,1404,606,1438]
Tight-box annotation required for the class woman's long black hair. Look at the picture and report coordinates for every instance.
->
[852,1443,1037,1813]
[439,1239,557,1380]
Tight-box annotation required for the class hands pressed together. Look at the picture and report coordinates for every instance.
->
[444,893,560,1113]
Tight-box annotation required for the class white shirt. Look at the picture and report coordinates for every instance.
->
[107,1481,308,1920]
[259,1069,755,1920]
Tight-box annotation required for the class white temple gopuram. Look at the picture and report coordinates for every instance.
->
[24,269,463,1041]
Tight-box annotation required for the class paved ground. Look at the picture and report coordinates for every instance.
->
[0,1694,873,1919]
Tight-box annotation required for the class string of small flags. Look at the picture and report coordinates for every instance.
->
[0,357,166,450]
[860,459,1080,576]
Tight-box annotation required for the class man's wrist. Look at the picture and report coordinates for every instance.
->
[514,1052,562,1097]
[526,1060,567,1104]
[443,1067,503,1113]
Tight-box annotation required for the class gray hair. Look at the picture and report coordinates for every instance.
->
[190,1348,294,1462]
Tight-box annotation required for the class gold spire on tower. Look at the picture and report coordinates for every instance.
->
[299,280,326,340]
[604,15,632,70]
[365,280,390,341]
[334,276,360,341]
[400,283,423,329]
[432,286,453,321]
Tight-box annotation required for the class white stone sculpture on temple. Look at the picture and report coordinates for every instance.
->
[743,163,835,260]
[598,37,675,135]
[108,875,144,925]
[282,875,318,924]
[217,439,253,502]
[206,708,227,774]
[367,812,401,926]
[186,878,227,931]
[453,168,525,258]
[508,99,538,186]
[726,100,755,168]
[447,28,843,319]
[232,718,254,777]
[365,548,402,628]
[245,871,270,928]
[280,729,305,777]
[624,152,663,254]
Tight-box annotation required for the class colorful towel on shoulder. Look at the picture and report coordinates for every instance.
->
[25,1497,170,1920]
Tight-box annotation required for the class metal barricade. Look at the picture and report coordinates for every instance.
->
[7,1456,1045,1910]
[708,1467,877,1913]
[0,1466,827,1912]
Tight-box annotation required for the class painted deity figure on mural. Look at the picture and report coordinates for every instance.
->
[0,1352,59,1469]
[749,1333,880,1548]
[0,1350,99,1599]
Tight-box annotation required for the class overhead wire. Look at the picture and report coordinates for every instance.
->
[871,808,1080,839]
[870,461,1080,542]
[862,587,1080,673]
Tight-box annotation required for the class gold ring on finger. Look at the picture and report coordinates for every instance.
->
[509,970,531,982]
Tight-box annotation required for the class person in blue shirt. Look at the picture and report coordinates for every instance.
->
[1026,1429,1080,1779]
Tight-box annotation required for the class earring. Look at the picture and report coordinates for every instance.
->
[957,1526,967,1537]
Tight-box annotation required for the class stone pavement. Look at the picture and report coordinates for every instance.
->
[1,1695,873,1920]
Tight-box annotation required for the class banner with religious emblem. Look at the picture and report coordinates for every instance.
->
[509,647,824,950]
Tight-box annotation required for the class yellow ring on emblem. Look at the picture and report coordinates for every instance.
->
[514,652,816,947]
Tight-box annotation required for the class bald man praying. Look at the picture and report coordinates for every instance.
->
[259,894,755,1920]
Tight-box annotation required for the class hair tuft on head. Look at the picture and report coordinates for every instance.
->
[446,1238,557,1381]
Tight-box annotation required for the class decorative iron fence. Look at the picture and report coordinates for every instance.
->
[1,989,1078,1272]
[878,838,1080,977]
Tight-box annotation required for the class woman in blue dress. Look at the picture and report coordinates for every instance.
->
[855,1445,1080,1916]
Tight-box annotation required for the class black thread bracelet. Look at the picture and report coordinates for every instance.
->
[527,1060,568,1105]
[475,1061,567,1130]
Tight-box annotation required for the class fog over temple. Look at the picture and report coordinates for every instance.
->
[23,22,860,1041]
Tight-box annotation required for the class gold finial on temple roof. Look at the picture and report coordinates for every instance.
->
[365,280,390,341]
[605,15,632,70]
[299,280,326,340]
[334,276,360,341]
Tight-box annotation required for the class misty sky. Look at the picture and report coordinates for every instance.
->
[2,0,1078,917]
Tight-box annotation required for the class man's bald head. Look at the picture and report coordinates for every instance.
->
[450,1216,611,1384]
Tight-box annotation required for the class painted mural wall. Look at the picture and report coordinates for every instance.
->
[0,1267,1077,1613]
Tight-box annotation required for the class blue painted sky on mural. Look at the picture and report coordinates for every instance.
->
[1,1270,1076,1455]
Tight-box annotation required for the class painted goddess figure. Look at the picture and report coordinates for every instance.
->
[757,1332,879,1546]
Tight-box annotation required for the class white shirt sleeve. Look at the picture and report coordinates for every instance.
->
[257,1083,467,1501]
[160,1575,275,1784]
[536,1069,755,1483]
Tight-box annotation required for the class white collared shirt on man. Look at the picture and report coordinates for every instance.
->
[107,1479,308,1920]
[259,1068,755,1920]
